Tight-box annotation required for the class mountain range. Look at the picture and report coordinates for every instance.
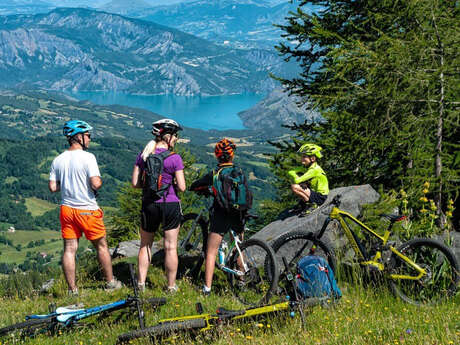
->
[101,0,305,49]
[0,7,297,95]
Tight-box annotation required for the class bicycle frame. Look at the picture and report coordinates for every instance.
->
[320,206,427,281]
[218,230,247,277]
[27,298,135,325]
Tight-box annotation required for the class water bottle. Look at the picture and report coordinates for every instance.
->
[218,240,228,265]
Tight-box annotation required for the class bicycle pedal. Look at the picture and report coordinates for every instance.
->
[196,302,203,314]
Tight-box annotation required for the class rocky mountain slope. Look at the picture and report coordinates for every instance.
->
[238,88,321,130]
[0,8,288,95]
[108,0,307,50]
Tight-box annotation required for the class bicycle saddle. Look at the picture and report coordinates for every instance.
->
[380,214,406,222]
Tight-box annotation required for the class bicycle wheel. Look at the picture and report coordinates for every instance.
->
[227,238,279,306]
[271,230,336,274]
[389,238,459,305]
[117,318,206,343]
[151,213,208,278]
[0,317,55,337]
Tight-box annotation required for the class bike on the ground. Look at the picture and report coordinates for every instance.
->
[271,194,459,305]
[0,263,166,339]
[117,256,326,343]
[152,195,280,306]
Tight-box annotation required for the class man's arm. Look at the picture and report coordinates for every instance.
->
[90,176,102,191]
[48,180,60,192]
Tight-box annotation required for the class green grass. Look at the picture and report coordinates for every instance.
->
[25,198,58,217]
[0,263,458,345]
[0,230,62,264]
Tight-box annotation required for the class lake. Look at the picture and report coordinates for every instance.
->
[69,92,264,130]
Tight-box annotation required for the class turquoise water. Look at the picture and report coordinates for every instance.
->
[69,92,264,130]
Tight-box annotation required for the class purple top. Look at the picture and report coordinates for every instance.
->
[135,148,184,203]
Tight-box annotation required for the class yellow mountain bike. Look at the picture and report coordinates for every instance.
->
[271,195,459,305]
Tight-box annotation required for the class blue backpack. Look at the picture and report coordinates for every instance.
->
[296,255,342,299]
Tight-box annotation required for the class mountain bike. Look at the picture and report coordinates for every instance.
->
[0,264,166,338]
[271,194,459,305]
[117,257,325,343]
[152,195,279,306]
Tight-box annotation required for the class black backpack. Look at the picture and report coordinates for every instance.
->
[143,150,175,201]
[212,165,253,212]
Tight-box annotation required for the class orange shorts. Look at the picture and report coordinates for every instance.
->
[60,205,106,241]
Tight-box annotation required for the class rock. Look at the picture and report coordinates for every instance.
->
[253,185,381,249]
[111,240,140,258]
[40,278,55,293]
[111,240,161,259]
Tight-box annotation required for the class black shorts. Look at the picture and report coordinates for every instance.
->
[309,190,327,205]
[209,207,244,236]
[141,202,182,233]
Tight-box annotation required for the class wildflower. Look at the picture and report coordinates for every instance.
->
[266,324,271,328]
[420,208,428,213]
[257,323,264,328]
[400,189,407,197]
[446,211,453,218]
[246,336,253,340]
[423,181,430,188]
[429,200,436,211]
[422,188,429,194]
[230,332,234,336]
[419,197,428,202]
[236,328,241,332]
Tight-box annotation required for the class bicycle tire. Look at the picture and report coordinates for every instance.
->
[0,317,55,337]
[117,318,207,343]
[271,230,336,274]
[227,238,279,306]
[388,238,459,305]
[151,213,208,277]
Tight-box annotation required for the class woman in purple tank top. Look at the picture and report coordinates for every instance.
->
[131,119,185,293]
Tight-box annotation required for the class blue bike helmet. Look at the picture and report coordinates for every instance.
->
[63,120,93,137]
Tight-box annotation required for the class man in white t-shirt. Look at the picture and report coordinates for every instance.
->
[49,120,121,295]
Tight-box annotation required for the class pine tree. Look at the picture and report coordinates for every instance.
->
[273,0,459,224]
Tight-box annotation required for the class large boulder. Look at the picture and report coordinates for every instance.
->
[253,184,381,248]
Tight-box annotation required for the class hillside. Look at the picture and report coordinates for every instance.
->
[0,90,277,239]
[238,88,322,130]
[0,7,287,95]
[105,0,311,50]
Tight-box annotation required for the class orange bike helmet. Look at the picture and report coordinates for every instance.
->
[215,138,236,161]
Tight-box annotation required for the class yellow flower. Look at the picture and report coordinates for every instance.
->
[257,323,264,328]
[420,197,428,202]
[246,336,253,340]
[420,208,428,213]
[422,188,429,194]
[423,181,430,188]
[446,211,453,218]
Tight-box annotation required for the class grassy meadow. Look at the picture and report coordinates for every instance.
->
[0,262,458,345]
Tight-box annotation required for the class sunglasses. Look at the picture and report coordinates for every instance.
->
[84,133,91,139]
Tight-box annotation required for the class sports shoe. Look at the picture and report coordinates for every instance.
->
[67,288,79,297]
[105,278,123,291]
[137,282,146,293]
[201,285,211,297]
[165,284,179,294]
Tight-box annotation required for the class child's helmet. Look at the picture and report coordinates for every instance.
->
[298,143,323,158]
[63,120,92,137]
[152,119,183,136]
[215,138,236,159]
